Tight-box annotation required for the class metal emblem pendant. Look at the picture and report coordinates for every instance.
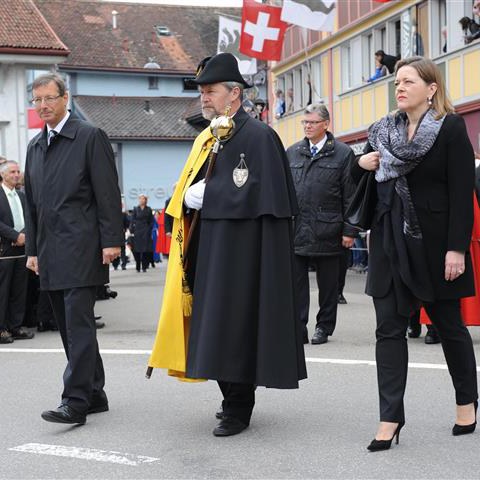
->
[233,153,249,188]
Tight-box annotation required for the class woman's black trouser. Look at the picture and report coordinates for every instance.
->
[373,287,478,423]
[133,252,150,271]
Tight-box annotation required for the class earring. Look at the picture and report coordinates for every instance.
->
[427,97,433,106]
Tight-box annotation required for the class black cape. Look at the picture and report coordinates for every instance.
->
[185,108,307,388]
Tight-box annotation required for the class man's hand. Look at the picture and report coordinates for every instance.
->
[15,233,25,246]
[103,247,121,265]
[342,236,355,249]
[26,256,39,275]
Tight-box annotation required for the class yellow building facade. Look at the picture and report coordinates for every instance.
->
[272,0,480,154]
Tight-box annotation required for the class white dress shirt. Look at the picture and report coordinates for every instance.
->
[2,183,24,232]
[309,135,328,155]
[47,111,70,144]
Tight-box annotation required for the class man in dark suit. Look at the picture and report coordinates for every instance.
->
[24,73,123,425]
[0,161,35,344]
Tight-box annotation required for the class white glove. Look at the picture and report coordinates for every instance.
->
[184,179,206,210]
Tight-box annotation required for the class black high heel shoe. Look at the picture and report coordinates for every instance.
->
[452,400,478,436]
[367,422,405,452]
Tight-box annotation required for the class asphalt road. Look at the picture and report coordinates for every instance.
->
[1,262,480,480]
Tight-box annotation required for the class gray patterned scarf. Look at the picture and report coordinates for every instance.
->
[368,109,445,239]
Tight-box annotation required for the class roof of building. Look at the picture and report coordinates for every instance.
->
[74,95,202,140]
[0,0,69,54]
[34,0,240,72]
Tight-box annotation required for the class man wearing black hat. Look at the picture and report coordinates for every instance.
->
[148,53,306,437]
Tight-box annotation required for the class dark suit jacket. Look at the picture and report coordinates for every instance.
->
[352,113,475,300]
[24,114,124,290]
[0,187,26,257]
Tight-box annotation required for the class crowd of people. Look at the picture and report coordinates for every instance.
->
[1,50,479,450]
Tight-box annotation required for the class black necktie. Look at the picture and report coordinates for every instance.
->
[48,129,58,146]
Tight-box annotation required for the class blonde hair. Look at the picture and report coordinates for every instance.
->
[395,56,454,119]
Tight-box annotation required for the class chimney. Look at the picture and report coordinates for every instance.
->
[144,100,153,114]
[112,10,118,29]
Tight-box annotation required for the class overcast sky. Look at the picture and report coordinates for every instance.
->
[104,0,243,5]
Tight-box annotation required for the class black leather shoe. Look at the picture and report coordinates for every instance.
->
[407,324,421,338]
[425,328,441,344]
[213,416,248,437]
[311,328,328,345]
[215,404,224,420]
[11,327,34,340]
[95,321,105,329]
[0,330,13,344]
[338,293,347,304]
[41,405,86,424]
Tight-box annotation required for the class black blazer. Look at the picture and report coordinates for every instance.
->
[0,187,26,257]
[353,113,475,300]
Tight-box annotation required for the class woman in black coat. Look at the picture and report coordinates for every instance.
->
[130,195,153,272]
[352,57,478,451]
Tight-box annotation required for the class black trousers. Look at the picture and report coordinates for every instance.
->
[295,254,339,335]
[373,287,478,423]
[48,287,105,412]
[133,252,150,271]
[112,245,127,269]
[338,247,350,295]
[0,256,28,331]
[218,381,255,425]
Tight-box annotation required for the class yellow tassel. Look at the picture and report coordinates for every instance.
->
[182,277,193,317]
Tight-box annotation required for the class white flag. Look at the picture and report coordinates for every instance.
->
[218,15,257,75]
[281,0,336,32]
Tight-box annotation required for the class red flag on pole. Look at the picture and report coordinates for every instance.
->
[240,0,288,61]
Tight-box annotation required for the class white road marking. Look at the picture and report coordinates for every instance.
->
[9,443,159,466]
[1,347,479,371]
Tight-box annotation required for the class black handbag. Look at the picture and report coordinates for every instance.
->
[345,171,377,231]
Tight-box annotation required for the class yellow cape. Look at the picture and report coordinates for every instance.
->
[148,127,214,381]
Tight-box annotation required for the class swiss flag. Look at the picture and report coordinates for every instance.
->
[240,0,288,61]
[27,108,44,129]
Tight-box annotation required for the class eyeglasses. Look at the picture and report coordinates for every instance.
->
[301,120,325,126]
[30,95,62,106]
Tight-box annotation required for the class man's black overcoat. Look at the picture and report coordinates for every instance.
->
[185,108,307,389]
[24,115,123,290]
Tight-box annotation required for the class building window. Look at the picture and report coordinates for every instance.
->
[293,67,303,111]
[341,43,351,91]
[182,78,198,91]
[148,76,159,90]
[285,72,294,114]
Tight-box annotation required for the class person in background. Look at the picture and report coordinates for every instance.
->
[459,16,480,44]
[0,161,34,344]
[287,103,357,345]
[365,57,388,83]
[274,89,286,119]
[112,203,130,271]
[130,194,153,272]
[375,49,399,74]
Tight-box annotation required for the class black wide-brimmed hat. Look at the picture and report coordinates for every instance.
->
[193,53,251,88]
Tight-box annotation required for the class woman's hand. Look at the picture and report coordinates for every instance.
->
[358,151,380,171]
[445,250,465,281]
